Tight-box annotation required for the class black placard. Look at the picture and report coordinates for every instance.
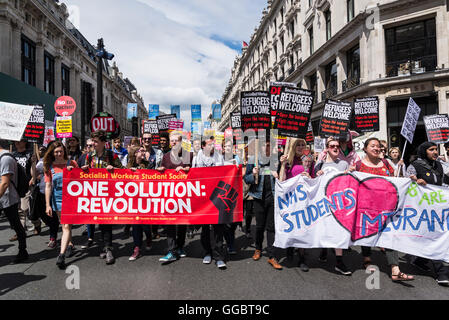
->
[240,91,271,132]
[24,105,45,144]
[230,112,242,129]
[269,82,296,119]
[156,114,177,131]
[142,120,160,147]
[424,114,449,144]
[319,100,352,138]
[273,87,314,138]
[353,97,379,133]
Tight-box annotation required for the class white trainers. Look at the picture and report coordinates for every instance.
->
[216,260,227,269]
[203,255,212,264]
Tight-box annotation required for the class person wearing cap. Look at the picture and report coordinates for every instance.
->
[406,141,449,286]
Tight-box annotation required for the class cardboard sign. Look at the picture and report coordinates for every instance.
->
[314,137,326,153]
[401,98,421,144]
[269,82,296,121]
[168,120,184,131]
[230,112,242,129]
[43,120,55,147]
[55,96,76,116]
[319,100,352,138]
[24,105,45,144]
[240,91,271,132]
[354,97,379,133]
[306,121,314,143]
[56,116,72,138]
[0,101,34,141]
[157,114,177,131]
[61,166,243,225]
[424,114,449,144]
[274,87,314,138]
[142,120,160,146]
[90,112,120,140]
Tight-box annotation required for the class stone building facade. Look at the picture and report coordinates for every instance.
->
[0,0,147,141]
[219,0,449,159]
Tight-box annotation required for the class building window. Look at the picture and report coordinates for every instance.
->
[325,10,332,41]
[44,52,55,95]
[309,73,317,102]
[385,18,437,77]
[343,45,361,91]
[62,64,70,96]
[308,27,314,55]
[323,61,338,100]
[347,0,355,22]
[21,36,36,86]
[290,20,295,39]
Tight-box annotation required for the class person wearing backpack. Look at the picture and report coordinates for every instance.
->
[81,130,123,265]
[44,141,78,269]
[0,139,28,263]
[9,139,41,241]
[406,141,449,286]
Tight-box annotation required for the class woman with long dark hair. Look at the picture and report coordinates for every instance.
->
[44,141,78,269]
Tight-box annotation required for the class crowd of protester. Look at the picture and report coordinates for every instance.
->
[1,129,449,287]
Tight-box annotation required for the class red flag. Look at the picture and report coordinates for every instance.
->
[242,41,248,48]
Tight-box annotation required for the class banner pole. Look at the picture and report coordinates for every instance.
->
[401,140,407,161]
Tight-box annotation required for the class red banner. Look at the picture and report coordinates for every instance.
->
[61,166,243,225]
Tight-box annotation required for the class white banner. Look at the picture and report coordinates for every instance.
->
[0,101,34,141]
[274,171,449,262]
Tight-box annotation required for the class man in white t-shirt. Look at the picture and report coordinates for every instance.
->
[0,140,28,263]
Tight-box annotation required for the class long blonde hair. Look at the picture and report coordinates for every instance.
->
[287,138,307,167]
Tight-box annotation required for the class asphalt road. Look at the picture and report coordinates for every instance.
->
[0,214,448,300]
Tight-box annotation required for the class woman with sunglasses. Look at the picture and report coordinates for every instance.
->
[315,137,352,275]
[353,137,414,282]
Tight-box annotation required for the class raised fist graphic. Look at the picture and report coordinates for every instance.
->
[210,181,239,224]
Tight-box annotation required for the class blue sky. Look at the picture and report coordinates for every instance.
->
[63,0,267,127]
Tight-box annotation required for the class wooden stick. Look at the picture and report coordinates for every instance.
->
[396,140,408,177]
[279,137,292,181]
[254,138,259,184]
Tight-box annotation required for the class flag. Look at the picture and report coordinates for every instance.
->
[242,41,248,48]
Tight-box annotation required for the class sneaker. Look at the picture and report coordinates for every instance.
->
[129,247,141,261]
[13,250,29,264]
[145,238,153,251]
[177,249,187,258]
[319,249,328,262]
[9,234,18,242]
[100,251,107,259]
[159,252,177,263]
[335,261,352,276]
[436,275,449,286]
[105,249,115,265]
[56,254,66,270]
[81,239,94,249]
[412,258,431,272]
[47,238,57,249]
[65,245,75,258]
[216,260,227,269]
[203,255,212,264]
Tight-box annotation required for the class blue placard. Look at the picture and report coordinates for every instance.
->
[203,121,211,129]
[191,121,200,134]
[212,104,222,121]
[171,105,181,119]
[191,104,202,122]
[127,103,137,120]
[149,104,159,120]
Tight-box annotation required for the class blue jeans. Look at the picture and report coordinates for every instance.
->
[87,225,95,239]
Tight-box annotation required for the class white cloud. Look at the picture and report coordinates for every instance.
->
[63,0,266,127]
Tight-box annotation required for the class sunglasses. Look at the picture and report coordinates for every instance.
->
[328,145,340,149]
[143,138,152,141]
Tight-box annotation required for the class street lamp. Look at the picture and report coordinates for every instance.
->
[96,38,115,113]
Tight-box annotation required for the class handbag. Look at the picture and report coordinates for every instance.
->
[28,182,43,221]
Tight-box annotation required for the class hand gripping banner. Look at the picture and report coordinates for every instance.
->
[61,166,243,225]
[274,171,449,262]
